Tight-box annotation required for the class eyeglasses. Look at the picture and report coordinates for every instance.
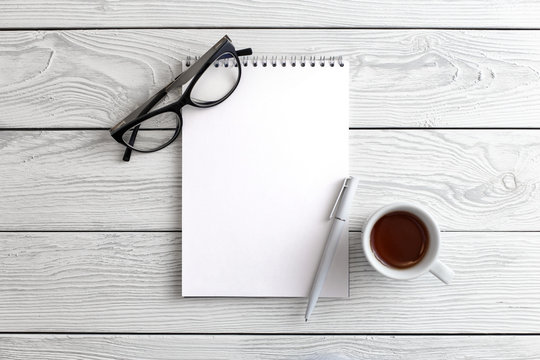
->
[110,35,252,161]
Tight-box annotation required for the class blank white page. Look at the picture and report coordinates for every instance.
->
[182,61,349,297]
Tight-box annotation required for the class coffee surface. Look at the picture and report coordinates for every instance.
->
[370,211,429,269]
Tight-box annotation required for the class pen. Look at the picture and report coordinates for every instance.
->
[305,176,359,321]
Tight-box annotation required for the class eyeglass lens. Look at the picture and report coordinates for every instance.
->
[121,111,180,151]
[190,52,240,105]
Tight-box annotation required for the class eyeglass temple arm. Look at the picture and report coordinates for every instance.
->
[164,48,252,94]
[236,48,253,56]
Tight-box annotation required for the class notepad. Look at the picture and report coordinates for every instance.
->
[182,57,349,297]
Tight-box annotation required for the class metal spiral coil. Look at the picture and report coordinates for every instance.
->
[185,56,200,67]
[185,55,344,67]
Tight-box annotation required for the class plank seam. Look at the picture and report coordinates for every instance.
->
[0,27,539,31]
[0,332,539,336]
[2,128,540,131]
[1,230,540,233]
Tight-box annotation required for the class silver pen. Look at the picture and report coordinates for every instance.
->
[305,176,359,321]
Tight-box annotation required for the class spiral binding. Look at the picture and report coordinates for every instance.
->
[185,55,344,68]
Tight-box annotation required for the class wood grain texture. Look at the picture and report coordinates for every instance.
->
[0,131,181,230]
[350,130,540,231]
[1,335,540,359]
[1,231,539,333]
[2,30,540,128]
[0,1,539,28]
[1,130,539,231]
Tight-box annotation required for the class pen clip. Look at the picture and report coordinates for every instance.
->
[329,177,350,219]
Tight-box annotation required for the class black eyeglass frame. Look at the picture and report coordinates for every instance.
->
[110,35,252,161]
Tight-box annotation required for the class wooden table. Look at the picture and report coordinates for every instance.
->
[1,2,540,358]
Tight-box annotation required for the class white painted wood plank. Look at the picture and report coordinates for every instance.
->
[350,130,540,231]
[1,130,539,231]
[1,30,540,128]
[0,232,539,333]
[0,1,538,28]
[1,335,540,359]
[0,131,181,230]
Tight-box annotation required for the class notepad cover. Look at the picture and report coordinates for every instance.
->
[182,61,349,297]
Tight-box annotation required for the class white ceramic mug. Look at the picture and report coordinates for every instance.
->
[362,203,454,284]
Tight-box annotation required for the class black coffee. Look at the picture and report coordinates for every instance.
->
[370,211,429,269]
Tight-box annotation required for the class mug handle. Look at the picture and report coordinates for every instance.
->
[429,260,454,284]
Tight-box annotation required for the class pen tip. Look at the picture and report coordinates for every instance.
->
[305,317,309,322]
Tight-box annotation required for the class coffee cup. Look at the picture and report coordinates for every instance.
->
[362,203,454,284]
